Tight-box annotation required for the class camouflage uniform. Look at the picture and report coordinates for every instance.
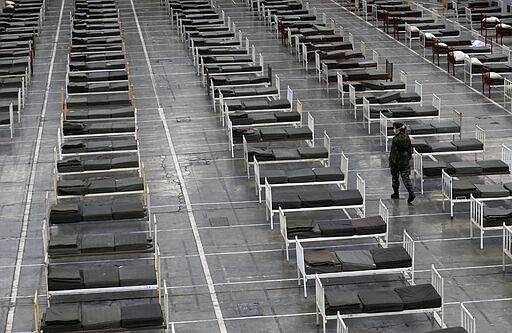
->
[389,132,413,189]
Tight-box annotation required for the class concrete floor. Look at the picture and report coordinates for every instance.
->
[1,0,512,332]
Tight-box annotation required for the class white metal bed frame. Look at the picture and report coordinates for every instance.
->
[296,228,413,298]
[209,65,272,110]
[315,264,444,333]
[42,213,157,260]
[414,142,509,195]
[193,36,250,68]
[379,96,452,153]
[470,192,512,249]
[265,172,365,230]
[301,29,351,72]
[414,124,486,160]
[322,42,373,89]
[350,70,410,117]
[336,301,474,333]
[279,198,388,261]
[503,223,512,271]
[463,46,511,86]
[255,146,345,203]
[216,74,280,112]
[362,81,424,134]
[33,282,170,333]
[219,84,293,126]
[226,100,310,157]
[442,154,511,220]
[243,129,331,178]
[53,163,147,201]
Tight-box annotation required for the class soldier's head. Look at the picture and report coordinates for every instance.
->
[392,122,406,135]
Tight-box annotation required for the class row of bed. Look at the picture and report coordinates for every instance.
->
[165,0,483,331]
[0,0,43,139]
[358,0,512,248]
[35,1,169,332]
[362,0,512,99]
[249,0,512,330]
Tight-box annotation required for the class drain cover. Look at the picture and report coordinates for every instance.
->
[237,303,262,316]
[209,217,229,226]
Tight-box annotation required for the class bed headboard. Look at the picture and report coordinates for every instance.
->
[356,173,366,218]
[503,224,512,272]
[431,264,445,326]
[323,130,331,167]
[460,302,476,333]
[336,313,348,333]
[340,152,349,187]
[402,229,415,283]
[378,199,389,247]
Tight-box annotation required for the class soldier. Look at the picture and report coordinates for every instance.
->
[389,122,415,204]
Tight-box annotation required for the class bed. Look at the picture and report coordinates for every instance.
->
[317,40,369,83]
[481,63,512,97]
[44,250,160,301]
[215,73,282,111]
[209,66,273,110]
[293,22,346,57]
[265,173,365,229]
[35,289,169,332]
[54,168,147,200]
[446,47,509,79]
[193,36,250,68]
[431,37,493,66]
[326,59,393,93]
[227,100,310,157]
[291,24,344,56]
[414,143,511,194]
[219,84,293,126]
[411,124,486,160]
[361,81,423,133]
[338,69,406,107]
[255,149,347,203]
[379,100,457,153]
[297,228,413,298]
[280,199,388,261]
[46,190,149,225]
[316,264,444,333]
[300,36,355,72]
[470,194,512,248]
[243,129,330,177]
[404,21,456,47]
[336,301,475,333]
[42,216,156,258]
[442,168,512,218]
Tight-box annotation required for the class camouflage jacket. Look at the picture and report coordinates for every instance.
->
[389,133,412,167]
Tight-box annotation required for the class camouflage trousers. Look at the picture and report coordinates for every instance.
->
[390,163,412,189]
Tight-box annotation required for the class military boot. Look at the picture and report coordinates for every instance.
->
[406,186,416,204]
[391,186,399,199]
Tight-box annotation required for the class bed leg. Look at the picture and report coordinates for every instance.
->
[480,229,484,249]
[303,278,308,298]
